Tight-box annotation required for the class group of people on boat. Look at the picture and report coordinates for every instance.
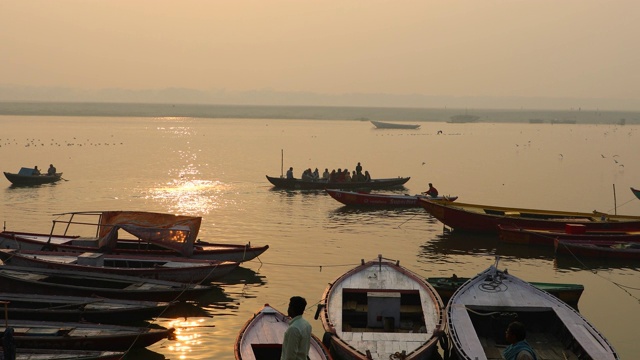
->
[32,164,57,176]
[286,162,371,183]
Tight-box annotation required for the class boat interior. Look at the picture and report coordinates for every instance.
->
[464,308,591,360]
[341,289,427,333]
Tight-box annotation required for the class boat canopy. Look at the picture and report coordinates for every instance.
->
[94,211,202,256]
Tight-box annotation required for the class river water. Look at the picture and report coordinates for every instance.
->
[1,115,638,359]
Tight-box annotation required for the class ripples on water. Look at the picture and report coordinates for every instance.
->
[1,116,639,358]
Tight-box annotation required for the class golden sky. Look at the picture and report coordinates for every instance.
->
[2,1,639,102]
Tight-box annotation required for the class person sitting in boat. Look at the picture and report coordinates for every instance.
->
[47,164,57,176]
[322,168,330,180]
[503,321,538,360]
[32,166,41,175]
[286,167,294,179]
[301,168,314,181]
[312,168,320,180]
[364,171,371,182]
[344,169,351,182]
[424,183,438,197]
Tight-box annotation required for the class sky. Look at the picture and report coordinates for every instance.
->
[2,1,639,109]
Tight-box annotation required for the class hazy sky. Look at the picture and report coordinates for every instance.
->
[2,1,639,105]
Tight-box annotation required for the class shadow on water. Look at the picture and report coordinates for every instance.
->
[123,348,166,360]
[554,254,640,271]
[419,229,555,261]
[212,265,267,286]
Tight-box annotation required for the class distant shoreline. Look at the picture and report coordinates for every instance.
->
[0,101,638,124]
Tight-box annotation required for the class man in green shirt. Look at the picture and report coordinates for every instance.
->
[281,296,312,360]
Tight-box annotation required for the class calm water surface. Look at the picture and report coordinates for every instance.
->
[1,116,639,359]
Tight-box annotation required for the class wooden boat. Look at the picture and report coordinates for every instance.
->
[631,187,640,200]
[3,167,63,186]
[234,304,332,360]
[447,259,619,360]
[0,319,173,350]
[0,210,269,263]
[426,276,584,308]
[0,249,239,283]
[418,199,640,234]
[498,223,640,246]
[316,255,445,360]
[370,120,421,129]
[326,189,458,207]
[0,265,214,301]
[266,175,410,190]
[0,292,173,323]
[4,348,125,360]
[554,238,640,260]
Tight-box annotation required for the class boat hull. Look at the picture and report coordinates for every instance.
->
[326,189,457,207]
[555,239,640,259]
[0,249,239,283]
[419,199,640,234]
[4,172,63,185]
[370,120,420,129]
[0,265,214,301]
[317,256,444,360]
[498,224,640,246]
[234,304,332,360]
[447,264,619,360]
[266,175,410,190]
[3,319,173,351]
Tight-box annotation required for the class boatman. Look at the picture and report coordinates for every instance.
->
[286,167,294,179]
[425,183,438,197]
[47,164,57,176]
[281,296,312,360]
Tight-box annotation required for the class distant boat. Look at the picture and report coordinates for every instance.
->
[447,259,619,360]
[234,304,332,360]
[326,189,458,207]
[550,119,577,124]
[448,114,479,123]
[3,167,63,186]
[631,187,640,200]
[266,175,410,190]
[370,120,421,129]
[316,255,445,360]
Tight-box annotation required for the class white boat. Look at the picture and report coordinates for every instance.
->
[447,258,619,360]
[234,304,332,360]
[316,255,445,360]
[370,120,421,129]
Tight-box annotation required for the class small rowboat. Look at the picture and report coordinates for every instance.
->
[234,304,332,360]
[0,292,173,323]
[370,120,421,129]
[326,189,457,207]
[0,319,173,350]
[266,175,410,190]
[498,223,640,246]
[3,171,63,186]
[554,238,640,260]
[316,255,444,360]
[6,348,125,360]
[0,265,214,301]
[0,249,240,284]
[447,259,619,359]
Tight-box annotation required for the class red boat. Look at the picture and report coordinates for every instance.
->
[418,199,640,234]
[326,189,457,207]
[498,224,640,246]
[555,238,640,260]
